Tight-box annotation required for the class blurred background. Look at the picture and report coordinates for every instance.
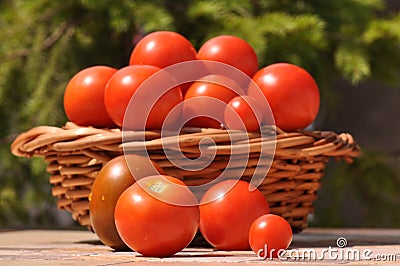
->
[1,0,399,229]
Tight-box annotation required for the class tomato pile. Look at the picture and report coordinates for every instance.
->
[75,30,317,257]
[63,31,320,132]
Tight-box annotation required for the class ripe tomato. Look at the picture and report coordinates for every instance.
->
[129,31,197,68]
[114,175,199,257]
[104,65,183,130]
[197,35,258,78]
[89,155,164,250]
[183,74,243,128]
[248,63,320,131]
[63,66,117,127]
[199,180,270,250]
[249,214,293,258]
[224,96,264,132]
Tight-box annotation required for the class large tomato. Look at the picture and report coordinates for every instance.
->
[197,35,258,78]
[104,65,183,129]
[129,31,197,68]
[63,66,117,127]
[249,214,293,258]
[248,63,320,131]
[89,155,164,250]
[114,175,199,257]
[183,74,243,128]
[199,180,270,250]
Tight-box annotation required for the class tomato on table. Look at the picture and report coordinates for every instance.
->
[197,35,258,78]
[63,66,117,127]
[249,214,293,258]
[248,63,320,131]
[114,175,199,257]
[89,155,164,250]
[199,180,270,250]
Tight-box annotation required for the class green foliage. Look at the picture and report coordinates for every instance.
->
[1,0,399,227]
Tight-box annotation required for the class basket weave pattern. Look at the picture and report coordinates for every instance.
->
[11,122,360,232]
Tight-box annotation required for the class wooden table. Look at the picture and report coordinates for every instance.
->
[0,228,399,265]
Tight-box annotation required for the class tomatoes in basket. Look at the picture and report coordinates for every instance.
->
[249,214,293,258]
[114,175,199,257]
[199,180,270,250]
[224,96,264,132]
[89,155,164,250]
[129,31,197,68]
[197,35,258,78]
[104,65,183,129]
[183,74,243,128]
[63,66,117,127]
[248,63,320,131]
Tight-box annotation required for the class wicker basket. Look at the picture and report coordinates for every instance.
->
[11,122,360,233]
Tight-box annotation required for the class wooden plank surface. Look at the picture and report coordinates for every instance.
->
[0,228,399,265]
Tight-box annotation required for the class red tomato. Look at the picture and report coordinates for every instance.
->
[197,35,258,78]
[199,180,270,250]
[104,65,183,129]
[114,175,199,257]
[248,63,320,131]
[224,96,264,132]
[89,155,164,250]
[129,31,197,68]
[63,66,117,127]
[249,214,293,258]
[183,74,243,128]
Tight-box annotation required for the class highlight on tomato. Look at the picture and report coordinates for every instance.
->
[63,65,117,127]
[199,180,270,250]
[114,175,199,257]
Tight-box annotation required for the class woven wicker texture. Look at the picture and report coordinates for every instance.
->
[11,122,360,232]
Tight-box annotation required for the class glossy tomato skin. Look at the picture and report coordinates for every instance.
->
[114,175,199,257]
[129,31,197,68]
[248,63,320,131]
[249,214,293,258]
[104,65,183,129]
[89,155,164,250]
[183,75,243,128]
[224,96,264,132]
[197,35,258,78]
[199,180,270,251]
[63,66,117,127]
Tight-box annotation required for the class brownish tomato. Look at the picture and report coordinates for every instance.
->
[197,35,258,78]
[63,66,117,127]
[183,74,243,128]
[114,175,199,257]
[199,180,270,251]
[248,63,320,131]
[89,155,164,250]
[129,31,197,68]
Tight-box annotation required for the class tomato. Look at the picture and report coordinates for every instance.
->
[197,35,258,78]
[89,155,164,250]
[249,214,293,258]
[129,31,197,69]
[114,175,199,257]
[248,63,320,131]
[63,66,117,127]
[199,180,270,250]
[183,74,243,128]
[104,65,183,130]
[224,96,264,132]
